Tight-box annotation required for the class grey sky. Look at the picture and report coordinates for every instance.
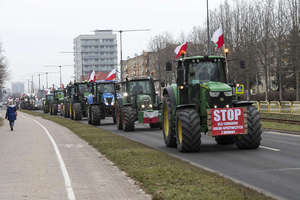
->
[0,0,227,92]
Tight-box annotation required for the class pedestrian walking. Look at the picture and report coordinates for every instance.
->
[5,100,17,131]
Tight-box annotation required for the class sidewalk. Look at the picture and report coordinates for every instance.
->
[0,109,151,200]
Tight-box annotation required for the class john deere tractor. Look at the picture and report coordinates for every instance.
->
[115,77,162,131]
[162,56,262,152]
[87,80,117,125]
[43,94,53,113]
[68,82,91,120]
[49,89,64,115]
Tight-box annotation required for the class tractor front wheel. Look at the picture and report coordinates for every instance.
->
[176,109,201,153]
[115,105,123,130]
[52,104,58,115]
[91,105,100,125]
[122,106,135,132]
[235,106,262,149]
[73,103,82,120]
[162,96,176,147]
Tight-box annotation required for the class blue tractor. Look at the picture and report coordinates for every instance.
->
[88,80,117,125]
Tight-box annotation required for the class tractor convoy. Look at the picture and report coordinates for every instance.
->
[25,54,262,153]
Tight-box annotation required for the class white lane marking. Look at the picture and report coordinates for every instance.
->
[260,145,280,152]
[33,119,76,200]
[265,131,300,138]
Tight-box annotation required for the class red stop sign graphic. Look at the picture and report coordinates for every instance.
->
[210,107,245,136]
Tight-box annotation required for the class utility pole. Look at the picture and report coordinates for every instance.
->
[60,52,85,81]
[38,73,41,90]
[31,75,34,94]
[206,0,210,56]
[44,65,72,88]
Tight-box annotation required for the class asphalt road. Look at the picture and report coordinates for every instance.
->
[0,110,151,200]
[85,117,300,200]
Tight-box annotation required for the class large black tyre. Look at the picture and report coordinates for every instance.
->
[50,104,53,115]
[87,106,92,124]
[215,135,235,145]
[162,96,176,147]
[70,104,74,120]
[63,103,68,118]
[176,109,201,153]
[73,103,82,120]
[115,104,123,130]
[122,106,135,132]
[91,105,101,125]
[52,104,58,115]
[235,106,262,149]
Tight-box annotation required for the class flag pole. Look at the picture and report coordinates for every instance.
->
[206,0,210,56]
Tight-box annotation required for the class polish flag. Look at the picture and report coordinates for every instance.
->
[144,111,159,123]
[174,42,188,59]
[89,70,96,82]
[211,26,224,49]
[105,69,116,80]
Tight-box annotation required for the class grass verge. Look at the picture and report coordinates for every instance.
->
[260,113,300,134]
[23,110,273,200]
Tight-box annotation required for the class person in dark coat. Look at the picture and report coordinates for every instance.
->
[5,100,17,131]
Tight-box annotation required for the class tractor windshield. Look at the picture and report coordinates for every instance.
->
[188,61,226,84]
[128,80,152,95]
[46,95,53,101]
[78,84,89,94]
[97,83,114,93]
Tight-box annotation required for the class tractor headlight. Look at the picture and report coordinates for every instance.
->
[224,91,233,97]
[123,92,128,97]
[141,104,145,109]
[209,91,220,97]
[149,104,153,108]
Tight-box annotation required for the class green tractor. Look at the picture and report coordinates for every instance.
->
[61,86,71,118]
[49,89,64,115]
[43,94,53,113]
[87,80,117,125]
[162,56,262,152]
[68,82,91,120]
[115,77,162,131]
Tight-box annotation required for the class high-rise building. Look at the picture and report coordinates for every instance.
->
[73,30,118,81]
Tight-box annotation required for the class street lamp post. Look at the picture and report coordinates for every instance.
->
[207,0,210,56]
[95,29,150,81]
[60,51,86,81]
[44,65,72,87]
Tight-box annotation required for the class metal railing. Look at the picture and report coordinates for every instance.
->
[253,101,300,115]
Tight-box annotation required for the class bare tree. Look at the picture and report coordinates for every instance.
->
[0,43,8,88]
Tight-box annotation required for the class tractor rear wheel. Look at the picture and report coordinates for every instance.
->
[115,104,122,130]
[112,113,116,124]
[122,106,135,131]
[70,104,74,120]
[215,135,235,145]
[162,96,176,147]
[91,105,100,125]
[176,109,201,153]
[235,106,262,149]
[53,104,58,115]
[73,103,82,120]
[87,106,92,124]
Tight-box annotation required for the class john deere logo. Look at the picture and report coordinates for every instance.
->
[220,97,224,102]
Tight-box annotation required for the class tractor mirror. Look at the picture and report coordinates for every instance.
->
[115,84,120,90]
[240,60,246,69]
[166,62,172,71]
[160,81,165,87]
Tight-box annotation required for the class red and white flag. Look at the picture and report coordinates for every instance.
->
[144,111,159,123]
[89,70,96,82]
[174,41,188,58]
[211,26,224,49]
[105,69,116,80]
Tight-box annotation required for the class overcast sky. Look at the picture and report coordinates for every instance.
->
[0,0,227,92]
